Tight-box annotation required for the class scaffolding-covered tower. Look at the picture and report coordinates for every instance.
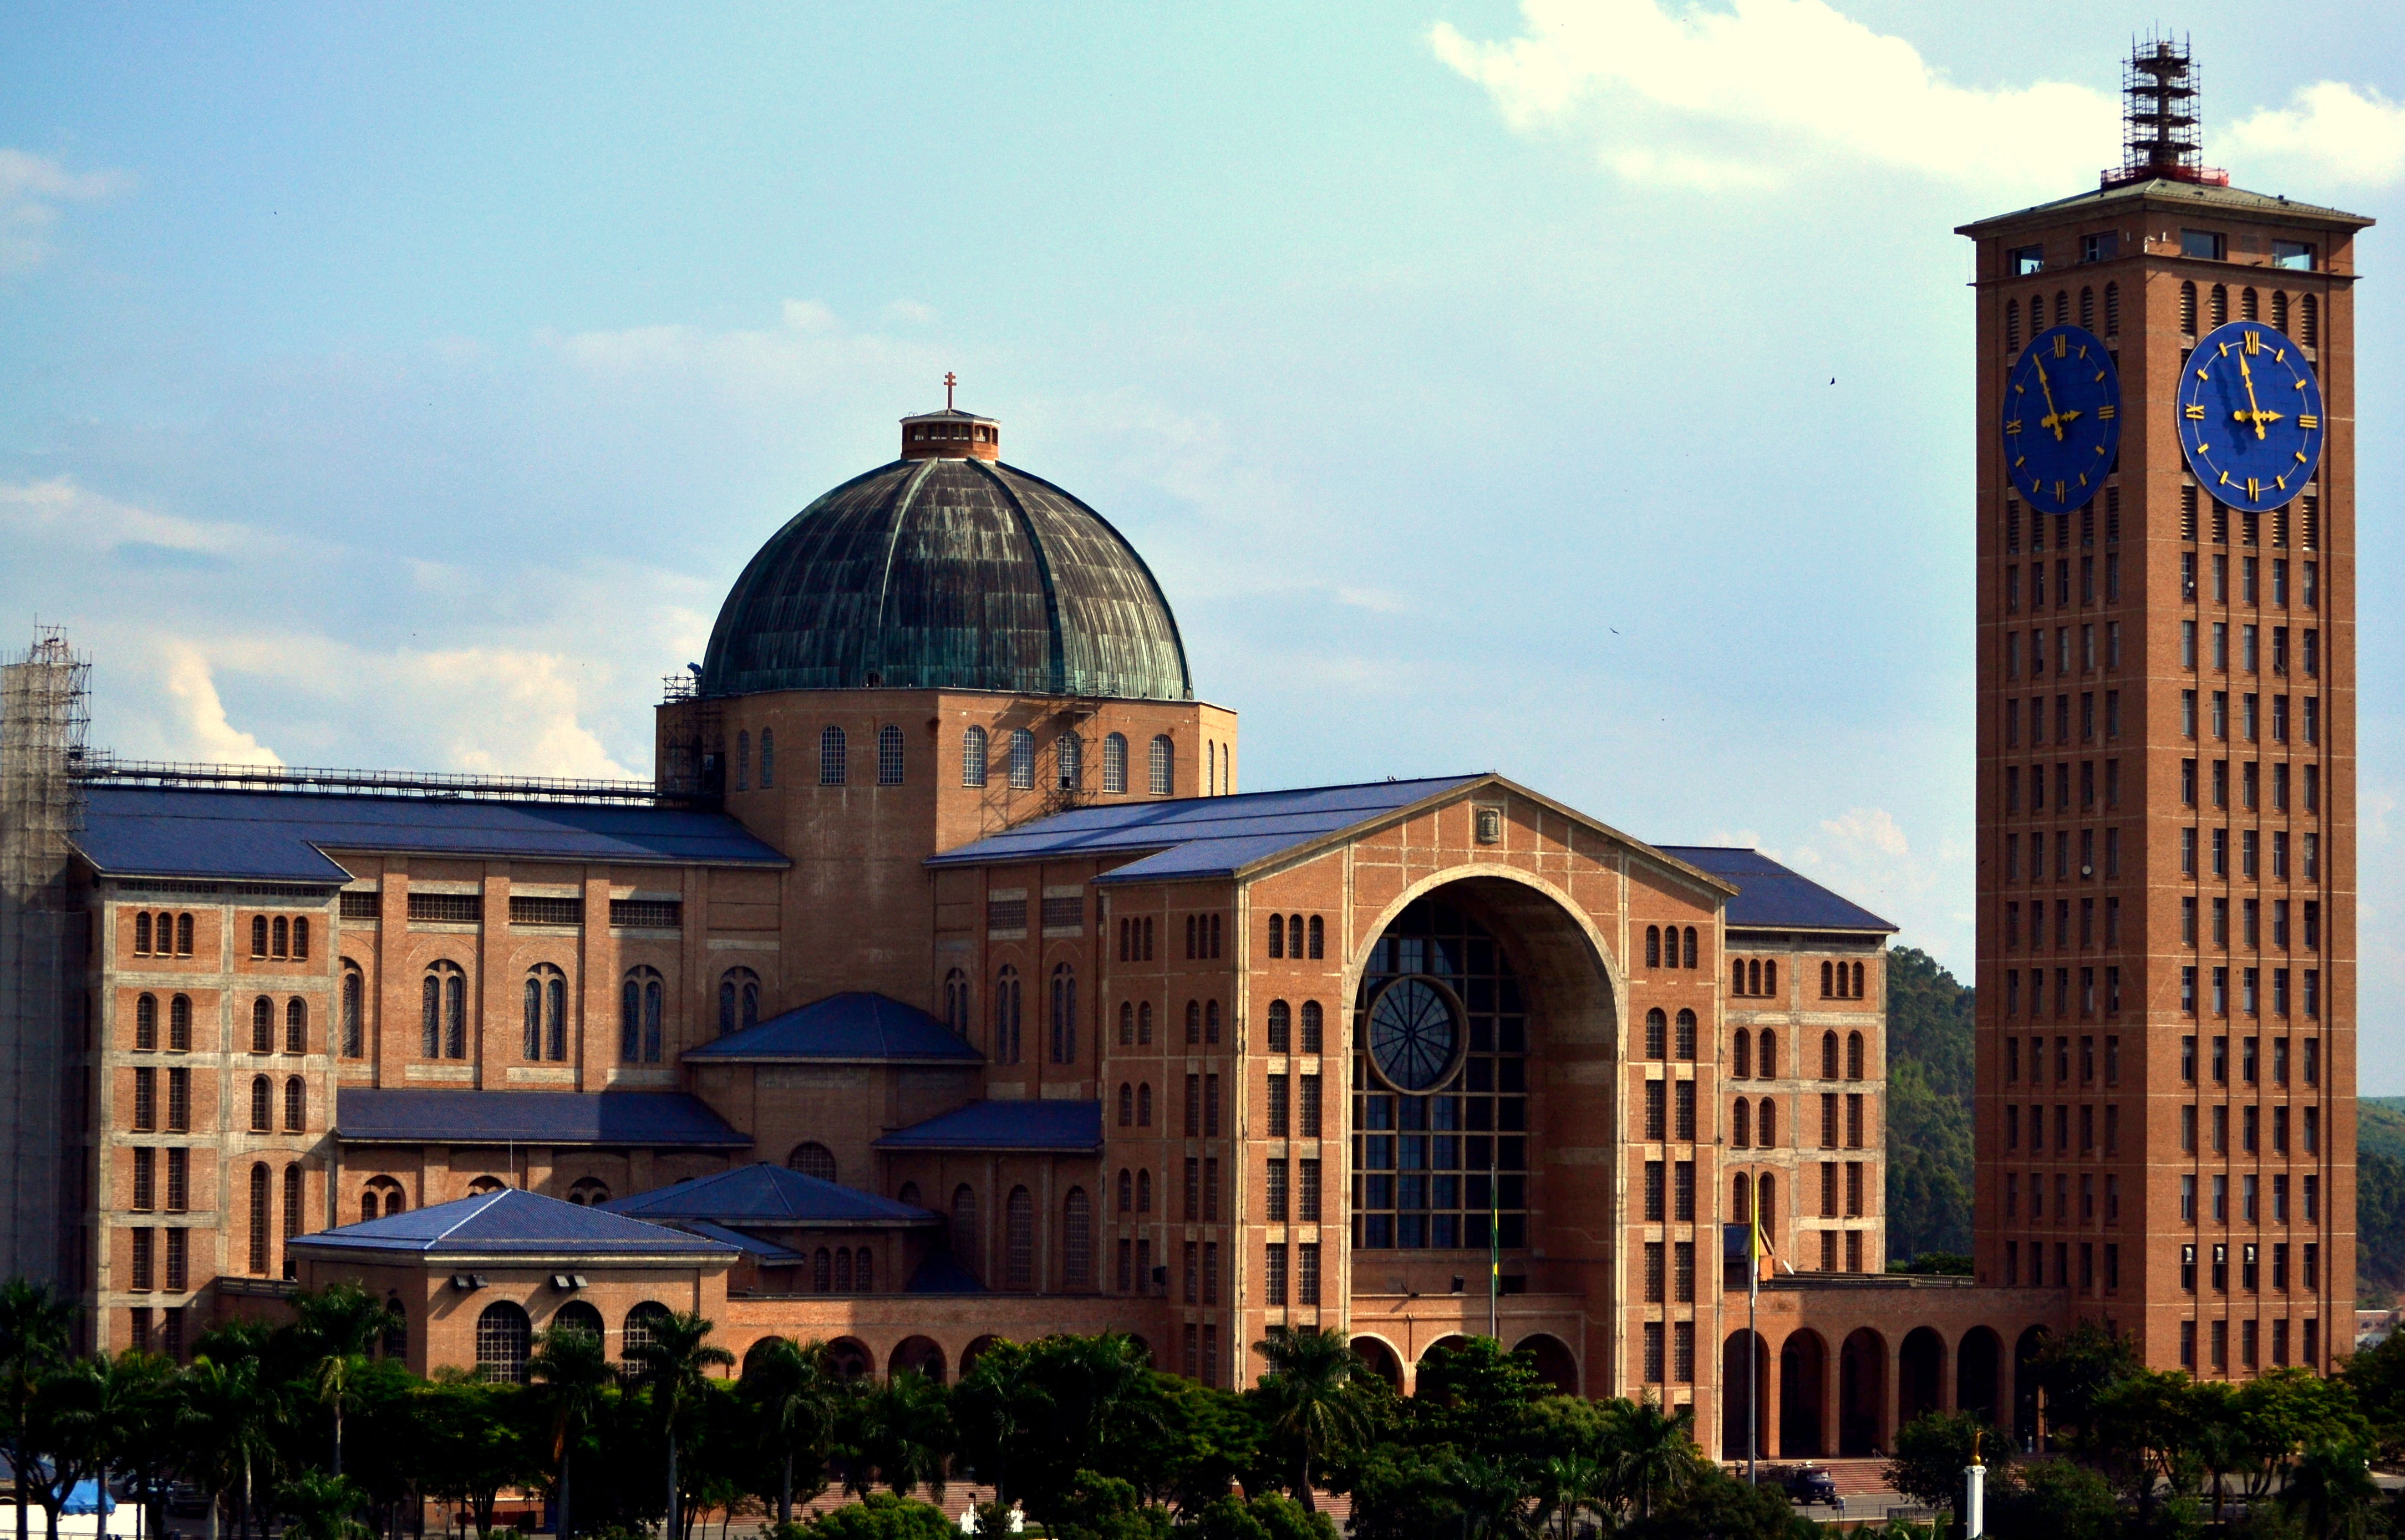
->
[2106,35,2228,189]
[0,627,90,1289]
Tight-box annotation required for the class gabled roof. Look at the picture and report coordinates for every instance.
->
[1656,847,1896,934]
[290,1187,736,1260]
[680,1221,806,1265]
[683,992,982,1065]
[335,1090,752,1148]
[1955,176,2372,236]
[74,786,786,884]
[873,1099,1103,1153]
[599,1163,940,1227]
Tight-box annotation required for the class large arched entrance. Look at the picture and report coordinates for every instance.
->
[889,1336,945,1383]
[1838,1329,1887,1456]
[1721,1330,1771,1461]
[1351,1336,1404,1392]
[1779,1330,1826,1457]
[1514,1334,1578,1394]
[2014,1326,2050,1450]
[1957,1326,2004,1423]
[1899,1327,1945,1427]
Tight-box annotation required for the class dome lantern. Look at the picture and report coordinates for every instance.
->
[901,372,999,461]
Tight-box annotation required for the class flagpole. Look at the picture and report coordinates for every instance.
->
[1487,1139,1500,1341]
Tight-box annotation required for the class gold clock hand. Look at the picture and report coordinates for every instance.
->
[2032,358,2069,441]
[2237,353,2270,439]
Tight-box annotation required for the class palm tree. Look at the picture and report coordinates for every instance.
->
[2282,1442,2381,1540]
[624,1311,733,1540]
[740,1339,841,1526]
[855,1369,952,1502]
[527,1323,613,1540]
[0,1280,75,1540]
[177,1356,274,1540]
[274,1473,371,1540]
[297,1287,400,1477]
[1248,1329,1376,1512]
[1603,1394,1699,1522]
[1532,1453,1606,1540]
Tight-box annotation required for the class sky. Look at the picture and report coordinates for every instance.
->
[4,2,2402,1079]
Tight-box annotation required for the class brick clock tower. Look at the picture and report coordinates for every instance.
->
[1960,42,2368,1379]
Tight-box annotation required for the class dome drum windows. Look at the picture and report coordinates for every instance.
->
[1057,731,1082,791]
[1102,733,1128,794]
[819,726,848,786]
[1148,735,1174,796]
[962,725,989,788]
[1009,730,1037,790]
[878,724,906,786]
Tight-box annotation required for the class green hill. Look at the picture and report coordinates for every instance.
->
[1885,947,1975,1261]
[2359,1099,2405,1305]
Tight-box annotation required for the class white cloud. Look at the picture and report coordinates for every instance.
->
[0,149,126,272]
[2223,82,2405,189]
[159,644,281,766]
[0,477,246,556]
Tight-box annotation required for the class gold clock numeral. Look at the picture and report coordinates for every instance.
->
[2299,414,2319,429]
[2218,341,2231,358]
[2098,405,2115,419]
[2219,471,2231,487]
[2054,334,2068,358]
[2053,480,2066,500]
[2196,367,2211,380]
[2006,419,2023,435]
[2079,472,2090,487]
[2276,474,2290,492]
[2184,405,2206,420]
[2275,347,2287,363]
[2014,455,2026,469]
[2246,477,2261,499]
[2244,329,2261,355]
[2094,445,2107,456]
[2197,441,2211,453]
[2295,451,2309,464]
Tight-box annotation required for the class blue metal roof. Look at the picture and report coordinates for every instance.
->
[873,1099,1104,1153]
[904,1251,986,1294]
[684,992,982,1064]
[927,776,1483,882]
[336,1090,752,1148]
[74,786,786,883]
[680,1221,807,1264]
[1655,847,1897,934]
[291,1187,736,1258]
[600,1163,939,1227]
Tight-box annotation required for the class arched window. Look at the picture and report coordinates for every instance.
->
[1732,1097,1751,1148]
[341,964,363,1058]
[1759,1097,1777,1147]
[251,996,273,1054]
[1747,959,1761,996]
[620,967,664,1064]
[249,1163,271,1273]
[2302,293,2320,347]
[362,1177,404,1222]
[2053,290,2068,326]
[1205,999,1221,1045]
[283,1171,302,1254]
[2180,280,2198,333]
[1730,958,1743,993]
[251,914,268,958]
[1118,1082,1134,1126]
[950,1185,979,1276]
[292,915,311,958]
[472,1302,531,1383]
[135,994,157,1051]
[718,967,761,1035]
[1285,914,1301,958]
[898,1181,921,1208]
[1674,1009,1697,1061]
[760,729,774,787]
[170,994,192,1051]
[1822,1031,1840,1079]
[1009,730,1036,790]
[1057,731,1082,790]
[1306,915,1323,959]
[1117,1169,1133,1213]
[1063,1188,1092,1288]
[1050,963,1077,1063]
[993,965,1021,1063]
[623,1302,673,1358]
[944,969,970,1034]
[813,1249,832,1292]
[1137,1168,1152,1212]
[2241,286,2259,322]
[567,1178,611,1206]
[1118,1000,1135,1046]
[1104,732,1128,794]
[275,990,304,1051]
[418,962,467,1059]
[879,724,906,786]
[1137,1082,1152,1126]
[1758,1173,1777,1231]
[284,1077,305,1132]
[856,1248,873,1293]
[272,917,289,959]
[524,965,562,1059]
[1148,735,1173,795]
[2005,298,2020,353]
[1682,927,1697,968]
[962,725,990,787]
[1005,1186,1035,1290]
[1763,959,1777,997]
[788,1142,837,1183]
[1266,998,1293,1051]
[1852,961,1865,998]
[1138,1000,1153,1045]
[819,725,847,785]
[1185,999,1202,1045]
[1732,1029,1751,1079]
[250,1076,272,1132]
[1732,1172,1753,1224]
[835,1249,853,1292]
[2209,283,2228,327]
[1758,1029,1777,1079]
[1300,1000,1324,1052]
[135,912,152,954]
[1821,960,1834,998]
[1847,1031,1865,1080]
[1268,914,1285,959]
[2079,285,2093,329]
[1644,1008,1667,1061]
[2104,280,2120,336]
[467,1175,505,1196]
[736,731,750,791]
[1206,739,1216,796]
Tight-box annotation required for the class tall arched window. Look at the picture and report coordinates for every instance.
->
[819,725,848,785]
[813,1247,831,1293]
[135,994,158,1051]
[1117,1169,1132,1212]
[250,1076,272,1132]
[1184,999,1202,1045]
[950,1185,979,1278]
[1205,999,1221,1045]
[1822,1030,1840,1079]
[718,967,760,1035]
[1747,959,1761,996]
[1732,1029,1751,1079]
[1268,914,1285,959]
[788,1142,837,1182]
[1300,1000,1323,1053]
[1732,958,1746,994]
[251,915,268,958]
[1138,1000,1153,1045]
[341,964,363,1058]
[176,913,194,955]
[292,915,312,958]
[135,912,152,954]
[835,1248,853,1292]
[878,724,906,786]
[1005,1186,1035,1290]
[2180,280,2199,333]
[1644,1008,1667,1060]
[1118,1000,1135,1046]
[1821,960,1834,998]
[2302,293,2320,347]
[1050,964,1077,1064]
[272,917,289,959]
[1308,915,1323,958]
[856,1247,874,1293]
[284,1077,305,1132]
[1267,1000,1292,1052]
[525,965,566,1060]
[962,725,990,787]
[249,1163,271,1273]
[2079,285,2093,329]
[1057,731,1082,790]
[1759,1097,1777,1147]
[760,728,775,787]
[420,963,467,1060]
[944,969,970,1034]
[1062,1188,1091,1288]
[1852,961,1865,999]
[1148,735,1173,795]
[2209,283,2228,327]
[1758,1029,1777,1079]
[251,996,273,1054]
[1009,730,1036,790]
[1674,1009,1697,1061]
[1104,733,1128,794]
[1732,1097,1751,1148]
[2052,290,2068,326]
[623,1302,673,1358]
[1118,1082,1134,1126]
[736,730,751,791]
[2242,286,2259,322]
[1732,1172,1753,1224]
[621,967,664,1063]
[2104,280,2121,336]
[1681,927,1697,968]
[1137,1169,1152,1212]
[169,994,191,1051]
[1847,1031,1865,1080]
[993,965,1021,1063]
[476,1302,532,1384]
[1758,1173,1777,1231]
[1763,959,1777,997]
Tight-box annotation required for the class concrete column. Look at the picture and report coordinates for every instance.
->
[1938,1330,1956,1412]
[1883,1335,1903,1452]
[1821,1337,1842,1459]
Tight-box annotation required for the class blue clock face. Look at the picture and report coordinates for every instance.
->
[2179,320,2325,514]
[2004,325,2121,514]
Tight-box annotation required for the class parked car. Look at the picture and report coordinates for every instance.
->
[1781,1465,1839,1507]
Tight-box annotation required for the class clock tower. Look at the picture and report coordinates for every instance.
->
[1957,40,2371,1382]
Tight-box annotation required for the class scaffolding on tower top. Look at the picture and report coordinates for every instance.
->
[2104,35,2228,190]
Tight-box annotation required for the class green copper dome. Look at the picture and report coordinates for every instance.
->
[699,454,1193,702]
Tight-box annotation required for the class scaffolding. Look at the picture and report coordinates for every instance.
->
[2105,35,2227,189]
[78,756,667,804]
[0,627,90,1289]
